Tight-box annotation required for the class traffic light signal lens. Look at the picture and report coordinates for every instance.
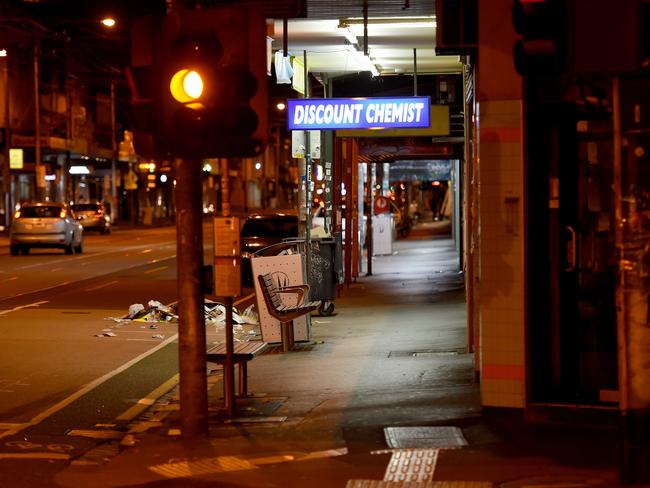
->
[170,69,204,104]
[183,71,203,99]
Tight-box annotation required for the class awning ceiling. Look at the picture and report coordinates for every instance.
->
[272,0,462,77]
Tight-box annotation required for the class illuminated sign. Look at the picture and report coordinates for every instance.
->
[287,97,431,130]
[70,166,90,175]
[9,148,23,169]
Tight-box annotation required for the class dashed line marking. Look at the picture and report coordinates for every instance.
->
[0,300,49,316]
[0,452,70,460]
[86,280,119,291]
[144,266,168,275]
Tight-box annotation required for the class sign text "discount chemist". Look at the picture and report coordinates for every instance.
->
[287,97,431,130]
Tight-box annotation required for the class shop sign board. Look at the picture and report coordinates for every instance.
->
[287,96,431,131]
[9,148,23,169]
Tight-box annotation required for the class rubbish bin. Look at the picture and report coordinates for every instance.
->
[283,236,339,316]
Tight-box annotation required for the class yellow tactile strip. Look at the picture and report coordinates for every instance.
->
[149,448,348,479]
[384,448,440,482]
[346,481,493,487]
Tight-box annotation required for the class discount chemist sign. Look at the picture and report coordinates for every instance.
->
[287,96,431,130]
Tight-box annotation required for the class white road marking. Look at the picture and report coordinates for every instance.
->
[0,300,49,316]
[50,267,63,272]
[85,280,119,291]
[116,373,179,421]
[144,266,168,274]
[0,452,70,460]
[15,241,176,270]
[0,255,177,303]
[1,276,18,282]
[140,249,153,254]
[0,333,179,440]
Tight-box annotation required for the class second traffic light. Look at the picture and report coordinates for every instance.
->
[512,0,564,75]
[156,6,268,159]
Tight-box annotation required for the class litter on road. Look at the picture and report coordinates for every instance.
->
[98,299,261,340]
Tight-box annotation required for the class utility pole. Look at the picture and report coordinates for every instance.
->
[33,34,43,201]
[174,157,208,438]
[1,49,10,231]
[303,51,312,286]
[110,78,118,222]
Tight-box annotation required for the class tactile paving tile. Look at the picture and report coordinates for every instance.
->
[346,480,494,487]
[384,448,440,482]
[384,426,467,449]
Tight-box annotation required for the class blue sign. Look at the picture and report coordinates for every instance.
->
[287,97,431,130]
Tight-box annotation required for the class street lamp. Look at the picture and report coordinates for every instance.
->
[100,18,116,28]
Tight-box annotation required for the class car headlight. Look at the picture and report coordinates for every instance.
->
[241,252,253,259]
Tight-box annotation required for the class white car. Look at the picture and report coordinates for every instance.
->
[10,202,84,255]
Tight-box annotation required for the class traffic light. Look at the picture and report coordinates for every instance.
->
[127,6,268,160]
[512,0,564,75]
[155,6,268,159]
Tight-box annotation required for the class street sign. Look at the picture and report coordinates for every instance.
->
[287,96,431,131]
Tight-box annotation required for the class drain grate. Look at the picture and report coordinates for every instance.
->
[384,426,467,449]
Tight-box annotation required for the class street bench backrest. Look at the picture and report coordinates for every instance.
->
[258,273,284,312]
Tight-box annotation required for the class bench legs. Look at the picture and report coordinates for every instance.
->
[238,362,248,397]
[281,320,295,353]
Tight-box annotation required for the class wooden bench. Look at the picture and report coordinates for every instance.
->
[257,272,320,352]
[206,341,267,397]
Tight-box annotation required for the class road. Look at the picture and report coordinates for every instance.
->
[0,223,222,487]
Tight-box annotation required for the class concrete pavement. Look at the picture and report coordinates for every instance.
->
[55,221,628,488]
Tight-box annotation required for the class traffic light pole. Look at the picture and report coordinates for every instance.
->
[174,157,209,438]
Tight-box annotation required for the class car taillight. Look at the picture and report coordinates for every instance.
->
[60,210,67,218]
[14,210,20,219]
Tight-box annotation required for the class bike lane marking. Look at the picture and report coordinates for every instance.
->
[0,332,179,440]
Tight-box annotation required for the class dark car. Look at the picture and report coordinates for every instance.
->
[240,213,299,286]
[71,202,111,233]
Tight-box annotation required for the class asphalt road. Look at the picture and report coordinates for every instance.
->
[0,223,219,487]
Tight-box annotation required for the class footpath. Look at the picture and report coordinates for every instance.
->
[56,221,628,488]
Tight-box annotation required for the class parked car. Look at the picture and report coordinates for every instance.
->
[240,213,299,286]
[71,202,110,233]
[311,206,367,243]
[10,202,84,255]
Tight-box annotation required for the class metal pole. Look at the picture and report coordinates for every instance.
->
[110,79,118,223]
[223,295,236,416]
[304,50,312,289]
[613,76,632,483]
[174,157,208,439]
[283,18,288,59]
[2,53,10,231]
[220,159,230,217]
[363,0,369,57]
[413,48,418,96]
[33,35,42,201]
[366,162,373,276]
[323,78,334,235]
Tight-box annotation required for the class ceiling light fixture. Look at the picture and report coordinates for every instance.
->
[338,25,358,46]
[347,46,379,76]
[341,15,436,27]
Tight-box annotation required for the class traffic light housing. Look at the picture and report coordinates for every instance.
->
[129,6,268,160]
[157,7,268,159]
[512,0,564,75]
